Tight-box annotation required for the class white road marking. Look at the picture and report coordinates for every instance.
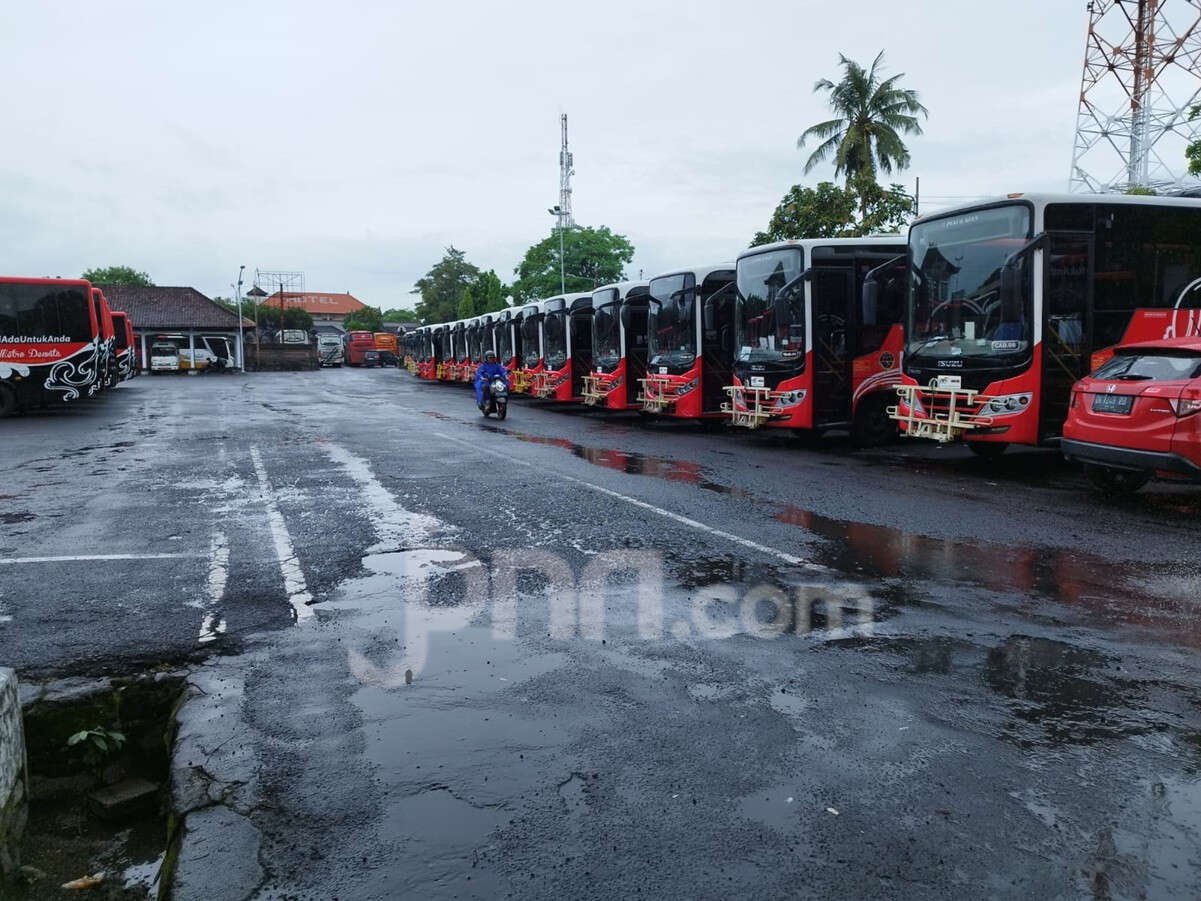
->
[0,553,197,565]
[431,431,818,570]
[323,443,441,549]
[198,530,229,643]
[0,592,10,624]
[249,446,314,621]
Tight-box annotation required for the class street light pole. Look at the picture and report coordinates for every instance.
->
[549,206,565,295]
[235,264,245,372]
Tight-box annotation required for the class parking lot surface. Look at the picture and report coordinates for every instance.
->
[4,370,1201,899]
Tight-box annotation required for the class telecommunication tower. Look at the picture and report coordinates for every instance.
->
[1069,0,1201,192]
[557,114,575,228]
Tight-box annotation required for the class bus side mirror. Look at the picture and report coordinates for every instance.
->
[773,296,793,327]
[999,258,1022,314]
[861,281,879,326]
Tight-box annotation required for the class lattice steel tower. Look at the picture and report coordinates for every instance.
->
[557,114,575,228]
[1070,0,1201,192]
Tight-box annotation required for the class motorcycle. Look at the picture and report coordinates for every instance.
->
[480,376,509,419]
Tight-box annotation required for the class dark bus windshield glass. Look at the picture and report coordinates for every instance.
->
[468,325,483,360]
[0,284,93,343]
[647,275,695,367]
[544,310,567,369]
[521,316,541,368]
[497,322,513,361]
[592,289,620,372]
[735,248,805,366]
[907,204,1033,361]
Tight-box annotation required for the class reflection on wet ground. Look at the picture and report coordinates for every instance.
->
[470,420,1201,649]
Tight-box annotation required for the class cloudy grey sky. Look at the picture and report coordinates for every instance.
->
[1,1,1087,308]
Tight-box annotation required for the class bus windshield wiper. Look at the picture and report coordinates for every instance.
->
[907,336,951,356]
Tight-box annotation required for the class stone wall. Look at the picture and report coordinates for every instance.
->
[0,668,28,876]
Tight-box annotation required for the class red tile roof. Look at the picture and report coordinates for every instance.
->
[98,285,252,330]
[266,292,366,315]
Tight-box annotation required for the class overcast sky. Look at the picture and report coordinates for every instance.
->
[0,1,1089,308]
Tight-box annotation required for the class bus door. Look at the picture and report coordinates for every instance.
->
[810,267,855,426]
[570,312,593,396]
[622,301,650,406]
[1041,232,1093,439]
[700,281,736,413]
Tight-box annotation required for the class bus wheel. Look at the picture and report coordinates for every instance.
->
[852,395,895,447]
[967,442,1008,459]
[1084,464,1150,495]
[0,384,17,418]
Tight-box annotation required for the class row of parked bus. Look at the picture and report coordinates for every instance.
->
[0,276,140,416]
[401,193,1201,492]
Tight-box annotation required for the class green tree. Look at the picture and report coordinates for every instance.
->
[382,307,420,322]
[471,269,509,313]
[258,306,314,331]
[751,181,914,246]
[511,226,634,305]
[1187,105,1201,176]
[457,288,475,319]
[1124,185,1158,196]
[412,247,481,324]
[343,305,384,332]
[81,265,154,286]
[798,51,927,213]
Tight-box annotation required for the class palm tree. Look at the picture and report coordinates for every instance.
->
[798,51,928,192]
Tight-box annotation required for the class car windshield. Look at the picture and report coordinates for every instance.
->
[907,204,1033,361]
[735,248,805,366]
[647,274,695,367]
[592,289,621,372]
[1093,349,1201,381]
[544,310,567,370]
[520,315,541,368]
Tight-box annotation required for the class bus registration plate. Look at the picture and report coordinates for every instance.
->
[934,375,962,390]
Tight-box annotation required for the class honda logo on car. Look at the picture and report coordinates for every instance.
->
[1107,384,1117,393]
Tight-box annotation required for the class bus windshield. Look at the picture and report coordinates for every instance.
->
[647,274,695,368]
[735,248,805,367]
[468,325,483,361]
[497,322,513,361]
[592,289,621,372]
[544,310,567,370]
[0,284,94,343]
[521,316,541,368]
[907,204,1033,362]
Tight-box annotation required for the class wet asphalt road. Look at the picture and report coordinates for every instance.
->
[3,369,1201,899]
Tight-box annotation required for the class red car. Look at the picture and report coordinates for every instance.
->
[1062,337,1201,493]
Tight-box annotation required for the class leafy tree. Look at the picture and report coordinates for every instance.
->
[343,305,384,332]
[471,270,509,313]
[1187,105,1201,177]
[382,307,420,322]
[1124,185,1158,195]
[798,51,927,213]
[257,305,315,331]
[511,226,634,305]
[751,180,914,246]
[81,265,154,286]
[457,288,475,319]
[412,247,481,324]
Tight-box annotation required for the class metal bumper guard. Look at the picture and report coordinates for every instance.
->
[888,382,1001,443]
[720,385,784,429]
[531,369,568,398]
[581,373,618,406]
[637,376,677,413]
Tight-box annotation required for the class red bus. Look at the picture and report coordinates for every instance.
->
[514,302,544,393]
[344,330,376,367]
[890,193,1201,454]
[373,331,399,367]
[723,238,906,444]
[638,264,736,419]
[492,310,520,377]
[530,293,594,402]
[0,277,101,416]
[582,281,650,410]
[90,288,118,391]
[109,311,137,381]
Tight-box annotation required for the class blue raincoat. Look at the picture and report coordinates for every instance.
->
[474,362,509,405]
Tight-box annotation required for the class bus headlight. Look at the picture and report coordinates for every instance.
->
[673,378,698,396]
[982,393,1032,416]
[773,389,807,407]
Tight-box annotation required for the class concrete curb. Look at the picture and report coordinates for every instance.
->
[0,667,28,878]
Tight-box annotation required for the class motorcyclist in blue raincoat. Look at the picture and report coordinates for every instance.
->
[474,350,509,409]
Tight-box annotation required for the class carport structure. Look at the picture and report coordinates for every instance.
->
[98,285,252,370]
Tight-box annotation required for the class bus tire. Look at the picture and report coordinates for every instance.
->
[967,442,1008,459]
[1084,464,1150,495]
[0,383,17,418]
[852,394,896,447]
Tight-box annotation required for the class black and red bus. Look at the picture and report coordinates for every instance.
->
[530,293,594,402]
[109,311,137,381]
[514,301,545,393]
[90,287,118,391]
[0,277,101,416]
[639,264,737,419]
[891,193,1201,454]
[582,281,650,410]
[723,238,907,444]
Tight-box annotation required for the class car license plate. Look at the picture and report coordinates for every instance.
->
[1092,393,1133,414]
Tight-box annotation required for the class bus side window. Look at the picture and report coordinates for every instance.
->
[859,265,905,355]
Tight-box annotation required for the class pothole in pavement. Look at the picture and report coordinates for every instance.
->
[9,671,186,900]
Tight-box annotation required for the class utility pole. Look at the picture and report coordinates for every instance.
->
[235,265,245,371]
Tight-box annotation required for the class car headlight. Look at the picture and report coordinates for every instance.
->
[773,389,807,407]
[981,393,1032,416]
